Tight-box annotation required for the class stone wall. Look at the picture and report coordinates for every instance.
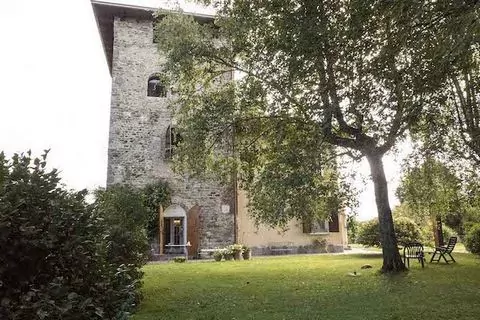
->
[108,16,234,249]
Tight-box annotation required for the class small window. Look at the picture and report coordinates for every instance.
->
[303,218,329,234]
[165,125,182,159]
[147,75,167,97]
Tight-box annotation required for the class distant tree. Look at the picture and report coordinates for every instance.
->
[396,157,462,245]
[155,1,476,272]
[462,173,480,233]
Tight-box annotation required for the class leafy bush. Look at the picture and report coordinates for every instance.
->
[395,217,422,245]
[92,186,150,317]
[357,217,421,247]
[142,182,171,240]
[356,219,380,247]
[0,152,105,319]
[465,224,480,255]
[346,214,359,243]
[312,238,327,252]
[0,151,149,319]
[213,250,223,261]
[173,257,187,263]
[442,225,457,243]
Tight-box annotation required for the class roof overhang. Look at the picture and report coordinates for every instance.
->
[90,1,214,75]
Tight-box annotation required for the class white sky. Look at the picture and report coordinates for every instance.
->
[0,0,405,221]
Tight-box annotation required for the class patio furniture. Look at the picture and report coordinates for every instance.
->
[403,242,425,268]
[430,236,457,264]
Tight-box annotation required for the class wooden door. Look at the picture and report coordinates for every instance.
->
[187,205,201,257]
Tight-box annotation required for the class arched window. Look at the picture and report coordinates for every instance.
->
[165,125,181,159]
[147,74,167,97]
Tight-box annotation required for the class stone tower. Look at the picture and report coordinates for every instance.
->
[92,1,235,252]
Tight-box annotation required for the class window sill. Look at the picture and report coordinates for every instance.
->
[308,232,329,235]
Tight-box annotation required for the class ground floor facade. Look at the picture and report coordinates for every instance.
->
[151,188,348,259]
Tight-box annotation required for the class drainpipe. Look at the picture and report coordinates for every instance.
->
[232,122,239,244]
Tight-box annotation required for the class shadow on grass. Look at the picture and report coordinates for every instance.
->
[349,253,383,259]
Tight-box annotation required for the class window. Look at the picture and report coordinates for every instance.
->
[302,218,329,234]
[147,75,167,97]
[302,212,339,234]
[165,125,181,159]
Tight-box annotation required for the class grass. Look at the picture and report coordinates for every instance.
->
[133,253,480,320]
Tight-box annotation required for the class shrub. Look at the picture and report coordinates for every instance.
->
[356,219,380,247]
[465,224,480,255]
[92,186,150,317]
[230,244,244,253]
[0,151,106,319]
[394,217,422,246]
[173,257,187,263]
[242,245,252,260]
[357,217,421,247]
[223,246,234,260]
[312,238,327,252]
[346,214,359,243]
[0,151,149,320]
[213,249,223,261]
[442,225,457,242]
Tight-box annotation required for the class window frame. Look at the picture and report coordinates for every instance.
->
[147,74,167,98]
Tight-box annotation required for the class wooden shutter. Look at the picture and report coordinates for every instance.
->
[187,205,201,257]
[328,212,340,232]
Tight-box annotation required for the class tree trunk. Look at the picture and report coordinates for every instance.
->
[431,215,444,247]
[367,153,407,273]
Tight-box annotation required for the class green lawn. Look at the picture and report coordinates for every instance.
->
[133,253,480,320]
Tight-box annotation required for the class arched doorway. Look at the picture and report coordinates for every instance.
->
[163,204,187,254]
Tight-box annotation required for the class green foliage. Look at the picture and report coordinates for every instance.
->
[346,213,359,243]
[173,257,187,263]
[0,151,105,319]
[465,224,480,255]
[357,217,421,247]
[395,158,480,240]
[441,225,456,243]
[397,157,462,219]
[462,174,480,235]
[394,217,423,246]
[93,186,150,316]
[213,249,223,261]
[0,151,148,319]
[409,4,480,165]
[356,219,380,247]
[393,202,456,246]
[141,181,172,240]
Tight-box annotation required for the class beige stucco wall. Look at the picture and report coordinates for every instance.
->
[237,190,348,248]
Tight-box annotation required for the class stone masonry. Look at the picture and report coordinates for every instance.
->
[107,15,234,249]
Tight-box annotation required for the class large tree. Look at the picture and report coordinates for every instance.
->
[410,3,480,164]
[155,1,475,272]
